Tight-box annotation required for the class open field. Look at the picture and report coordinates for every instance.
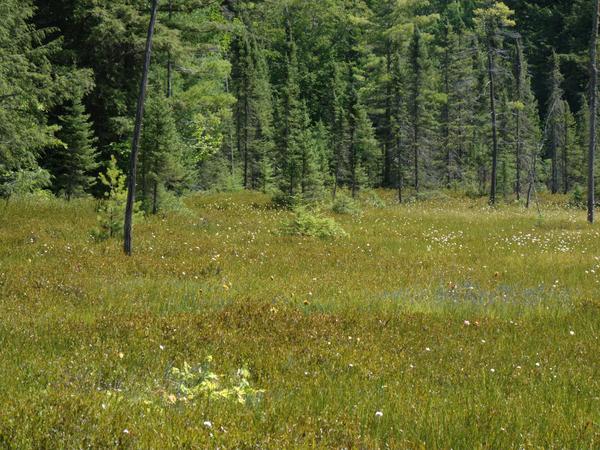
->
[1,191,599,448]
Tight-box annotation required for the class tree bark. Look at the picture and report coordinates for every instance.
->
[563,105,569,194]
[167,0,173,98]
[588,0,599,223]
[384,47,393,187]
[488,45,498,206]
[124,0,159,255]
[515,39,523,201]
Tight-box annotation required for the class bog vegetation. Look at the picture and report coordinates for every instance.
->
[3,0,600,447]
[1,191,600,447]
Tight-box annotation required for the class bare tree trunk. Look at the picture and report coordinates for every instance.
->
[563,105,569,194]
[243,92,249,189]
[488,45,499,206]
[397,136,403,203]
[384,47,393,187]
[225,77,235,176]
[588,0,599,224]
[124,0,159,256]
[515,39,523,201]
[443,41,451,189]
[166,0,173,98]
[152,179,158,215]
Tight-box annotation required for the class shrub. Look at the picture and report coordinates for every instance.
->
[568,185,585,209]
[331,193,362,215]
[361,189,386,208]
[271,191,302,210]
[283,206,347,239]
[92,155,135,240]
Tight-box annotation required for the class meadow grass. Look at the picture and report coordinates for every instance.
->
[0,191,599,448]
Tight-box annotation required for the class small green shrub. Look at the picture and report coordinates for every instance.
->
[332,193,362,215]
[92,155,134,240]
[283,206,347,239]
[361,190,386,208]
[568,185,585,209]
[271,191,302,209]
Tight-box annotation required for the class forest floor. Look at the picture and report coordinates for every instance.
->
[1,191,599,448]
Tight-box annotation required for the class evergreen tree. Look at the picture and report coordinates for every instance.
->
[441,22,479,188]
[546,51,566,195]
[231,25,275,191]
[276,11,304,198]
[0,0,91,198]
[407,26,437,192]
[474,1,516,204]
[50,96,98,199]
[139,89,185,214]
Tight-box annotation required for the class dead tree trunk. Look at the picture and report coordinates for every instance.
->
[588,0,599,223]
[515,39,523,201]
[488,45,499,206]
[124,0,159,255]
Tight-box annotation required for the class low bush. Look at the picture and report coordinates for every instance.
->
[283,206,347,239]
[331,193,362,215]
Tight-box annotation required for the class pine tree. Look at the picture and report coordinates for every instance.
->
[407,26,435,193]
[441,23,479,189]
[474,1,516,205]
[231,25,275,191]
[331,63,348,199]
[0,0,91,198]
[51,97,98,200]
[277,11,304,198]
[546,51,566,195]
[139,89,184,214]
[390,49,407,202]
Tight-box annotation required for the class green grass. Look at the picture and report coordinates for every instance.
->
[0,191,599,448]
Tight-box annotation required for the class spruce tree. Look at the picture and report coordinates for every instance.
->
[546,51,566,195]
[52,96,98,199]
[139,89,184,214]
[474,1,516,205]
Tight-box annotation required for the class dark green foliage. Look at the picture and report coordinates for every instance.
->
[0,0,91,198]
[139,90,185,214]
[49,97,98,199]
[0,0,593,204]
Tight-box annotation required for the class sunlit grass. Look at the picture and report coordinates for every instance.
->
[0,191,599,447]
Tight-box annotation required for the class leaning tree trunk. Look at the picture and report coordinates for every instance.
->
[588,0,600,224]
[124,0,159,256]
[488,43,499,206]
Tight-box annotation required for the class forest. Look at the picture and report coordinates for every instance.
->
[2,0,600,447]
[2,0,600,215]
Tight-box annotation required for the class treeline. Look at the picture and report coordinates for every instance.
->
[1,0,599,212]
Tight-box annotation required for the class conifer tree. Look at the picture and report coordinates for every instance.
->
[474,1,516,205]
[277,11,304,198]
[407,26,436,192]
[588,0,600,223]
[139,89,184,214]
[231,26,275,191]
[546,51,566,195]
[0,0,91,198]
[51,96,98,199]
[331,63,348,199]
[441,22,479,188]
